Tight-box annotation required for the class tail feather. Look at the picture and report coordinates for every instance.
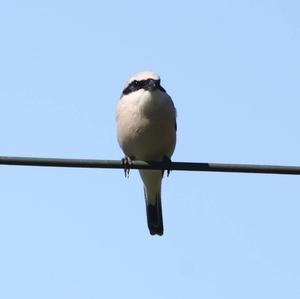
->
[144,189,163,236]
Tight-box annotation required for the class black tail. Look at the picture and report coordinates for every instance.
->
[144,190,163,236]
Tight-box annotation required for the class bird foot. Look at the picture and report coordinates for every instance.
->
[122,156,133,178]
[162,156,172,178]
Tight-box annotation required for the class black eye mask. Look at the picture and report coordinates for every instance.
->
[122,78,166,95]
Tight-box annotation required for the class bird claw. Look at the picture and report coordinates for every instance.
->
[122,156,133,178]
[162,156,172,178]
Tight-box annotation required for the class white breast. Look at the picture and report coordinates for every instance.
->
[116,89,176,161]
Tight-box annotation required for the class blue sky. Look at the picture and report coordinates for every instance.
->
[0,0,300,298]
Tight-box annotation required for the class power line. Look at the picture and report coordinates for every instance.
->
[0,155,300,175]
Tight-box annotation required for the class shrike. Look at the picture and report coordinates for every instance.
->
[116,71,177,236]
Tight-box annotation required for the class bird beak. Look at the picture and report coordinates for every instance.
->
[147,79,158,91]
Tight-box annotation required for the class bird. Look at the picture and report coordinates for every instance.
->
[116,71,177,236]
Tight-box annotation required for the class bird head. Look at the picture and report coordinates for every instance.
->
[122,71,166,96]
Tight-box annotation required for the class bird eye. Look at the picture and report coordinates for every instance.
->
[133,80,138,86]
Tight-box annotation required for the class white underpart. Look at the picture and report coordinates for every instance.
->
[116,76,176,206]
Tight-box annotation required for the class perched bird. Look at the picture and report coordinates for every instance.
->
[116,71,177,236]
